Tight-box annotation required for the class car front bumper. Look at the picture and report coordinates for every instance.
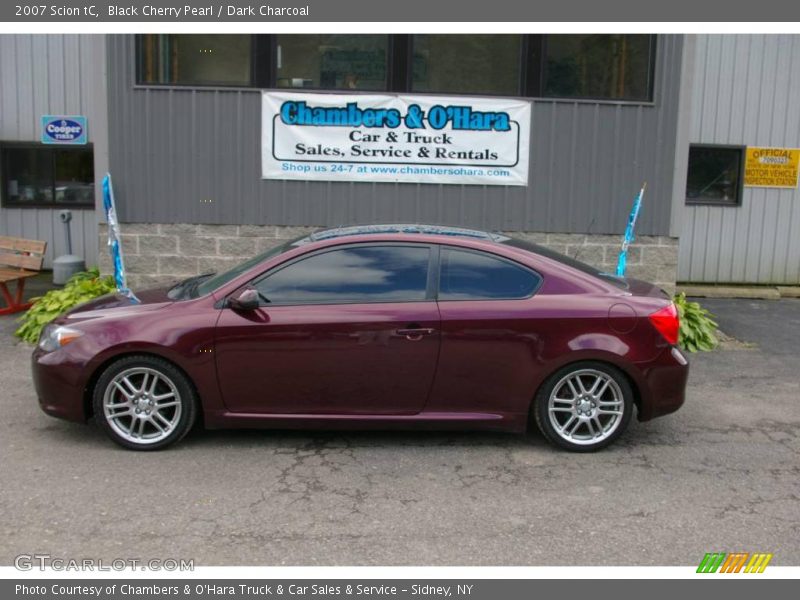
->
[32,346,91,423]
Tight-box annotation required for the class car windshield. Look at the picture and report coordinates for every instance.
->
[501,237,629,289]
[192,237,304,298]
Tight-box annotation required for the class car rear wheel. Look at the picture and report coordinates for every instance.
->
[533,361,633,452]
[93,355,197,451]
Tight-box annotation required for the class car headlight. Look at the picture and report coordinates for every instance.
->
[38,324,84,352]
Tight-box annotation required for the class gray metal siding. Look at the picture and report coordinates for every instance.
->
[678,34,800,284]
[0,34,104,268]
[106,34,684,236]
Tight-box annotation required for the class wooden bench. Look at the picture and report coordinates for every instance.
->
[0,236,47,316]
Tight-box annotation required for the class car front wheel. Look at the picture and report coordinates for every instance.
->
[93,355,197,451]
[533,361,633,452]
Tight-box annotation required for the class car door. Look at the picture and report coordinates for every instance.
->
[426,246,544,417]
[214,243,441,415]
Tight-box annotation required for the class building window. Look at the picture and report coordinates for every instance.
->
[686,145,744,206]
[276,35,388,91]
[137,34,254,86]
[134,34,657,103]
[1,144,95,208]
[411,35,522,96]
[528,35,655,101]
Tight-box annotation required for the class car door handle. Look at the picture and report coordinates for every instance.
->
[395,327,436,340]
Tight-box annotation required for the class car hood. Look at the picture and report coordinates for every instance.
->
[61,286,174,321]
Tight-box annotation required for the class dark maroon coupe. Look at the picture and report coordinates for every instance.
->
[32,224,688,452]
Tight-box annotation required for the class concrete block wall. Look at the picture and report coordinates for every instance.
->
[98,224,678,293]
[511,232,679,293]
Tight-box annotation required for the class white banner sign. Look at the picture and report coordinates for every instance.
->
[262,92,531,186]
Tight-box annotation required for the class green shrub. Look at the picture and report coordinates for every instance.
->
[673,292,719,352]
[15,267,116,344]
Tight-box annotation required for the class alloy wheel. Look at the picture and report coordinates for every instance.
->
[102,367,183,446]
[546,368,625,446]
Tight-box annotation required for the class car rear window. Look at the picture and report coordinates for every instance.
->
[501,237,629,289]
[439,248,540,300]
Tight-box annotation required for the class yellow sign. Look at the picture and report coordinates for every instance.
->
[744,147,800,188]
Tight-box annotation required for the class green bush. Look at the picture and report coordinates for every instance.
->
[673,292,719,352]
[15,268,116,344]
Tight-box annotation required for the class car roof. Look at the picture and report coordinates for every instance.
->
[298,224,511,244]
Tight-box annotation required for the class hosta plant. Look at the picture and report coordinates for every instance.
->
[15,268,116,344]
[673,292,719,352]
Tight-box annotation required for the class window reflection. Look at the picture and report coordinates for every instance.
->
[138,34,252,86]
[2,146,94,207]
[440,248,539,300]
[256,246,430,304]
[539,35,654,101]
[276,35,388,90]
[412,35,521,96]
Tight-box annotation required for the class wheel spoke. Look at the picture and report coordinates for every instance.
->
[587,375,603,395]
[591,416,604,436]
[113,381,135,400]
[594,378,611,399]
[139,372,150,394]
[150,417,166,434]
[154,412,172,428]
[153,392,176,402]
[120,376,138,397]
[565,417,581,437]
[566,378,580,398]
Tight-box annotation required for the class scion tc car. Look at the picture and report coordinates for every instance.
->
[32,224,688,452]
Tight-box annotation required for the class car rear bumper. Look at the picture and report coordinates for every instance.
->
[636,346,689,421]
[31,347,89,423]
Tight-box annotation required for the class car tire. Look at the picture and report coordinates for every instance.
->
[533,361,633,452]
[93,355,197,451]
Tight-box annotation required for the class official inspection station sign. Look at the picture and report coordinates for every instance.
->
[744,147,799,188]
[40,115,88,145]
[262,92,531,185]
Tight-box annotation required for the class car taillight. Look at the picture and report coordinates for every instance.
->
[649,303,679,346]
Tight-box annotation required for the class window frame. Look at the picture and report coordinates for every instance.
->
[0,142,95,209]
[436,245,543,302]
[133,34,658,105]
[685,143,746,207]
[135,34,266,89]
[244,242,438,307]
[525,34,657,103]
[273,34,393,93]
[407,34,528,98]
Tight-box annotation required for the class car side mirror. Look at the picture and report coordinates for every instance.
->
[228,288,260,311]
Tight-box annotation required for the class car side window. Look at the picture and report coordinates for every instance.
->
[439,247,540,300]
[253,245,431,304]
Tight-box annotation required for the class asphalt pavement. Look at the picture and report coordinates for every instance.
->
[0,298,798,566]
